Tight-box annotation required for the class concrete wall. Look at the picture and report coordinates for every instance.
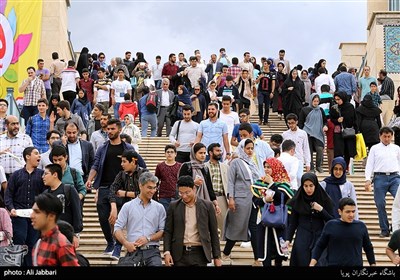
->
[339,43,367,72]
[39,0,73,69]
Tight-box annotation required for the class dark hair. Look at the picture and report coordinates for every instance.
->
[182,104,193,112]
[107,118,122,128]
[239,108,250,115]
[64,121,79,132]
[68,60,75,67]
[23,147,37,162]
[52,52,59,59]
[82,68,89,73]
[46,130,61,141]
[0,98,8,107]
[193,142,206,154]
[27,66,35,72]
[37,58,44,64]
[379,126,394,135]
[35,193,63,221]
[219,48,226,52]
[279,49,285,53]
[238,122,252,134]
[45,163,63,180]
[338,197,356,210]
[156,55,161,60]
[121,149,138,163]
[272,147,281,157]
[164,144,176,153]
[37,98,49,106]
[286,113,298,122]
[57,100,70,111]
[51,145,67,158]
[125,51,131,55]
[124,93,131,101]
[270,134,283,144]
[120,133,132,144]
[177,175,194,188]
[321,84,330,93]
[94,103,106,113]
[207,142,221,154]
[244,138,254,147]
[225,75,233,82]
[208,102,218,110]
[222,95,232,102]
[232,57,238,65]
[282,139,296,152]
[370,81,377,87]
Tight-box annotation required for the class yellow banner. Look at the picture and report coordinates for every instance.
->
[0,0,42,103]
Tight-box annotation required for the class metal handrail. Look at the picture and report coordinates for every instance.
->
[357,52,367,79]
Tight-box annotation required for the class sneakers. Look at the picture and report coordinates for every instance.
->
[252,260,263,267]
[111,244,122,260]
[240,241,252,248]
[221,253,232,265]
[103,243,115,255]
[379,231,390,238]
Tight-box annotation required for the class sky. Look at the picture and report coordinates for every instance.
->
[68,0,367,74]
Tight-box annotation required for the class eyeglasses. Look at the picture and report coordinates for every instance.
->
[178,190,192,196]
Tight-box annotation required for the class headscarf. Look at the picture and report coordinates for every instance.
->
[323,157,347,218]
[303,93,324,145]
[357,94,382,117]
[237,138,261,182]
[287,172,334,216]
[264,157,290,183]
[78,89,89,106]
[189,144,209,201]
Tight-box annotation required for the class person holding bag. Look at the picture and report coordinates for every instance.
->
[252,158,294,267]
[330,91,357,171]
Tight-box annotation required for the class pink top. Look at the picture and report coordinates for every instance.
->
[0,208,12,246]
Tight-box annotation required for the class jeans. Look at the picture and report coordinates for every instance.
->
[141,114,157,137]
[159,197,176,213]
[257,91,271,123]
[113,102,121,120]
[21,106,38,126]
[373,174,400,233]
[308,136,324,170]
[11,216,39,266]
[96,187,114,245]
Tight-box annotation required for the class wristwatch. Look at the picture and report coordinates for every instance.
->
[146,236,151,242]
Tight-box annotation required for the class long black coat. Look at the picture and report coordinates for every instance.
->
[356,102,381,146]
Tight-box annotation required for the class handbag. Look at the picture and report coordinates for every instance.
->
[388,115,400,129]
[117,250,144,267]
[261,193,288,229]
[342,127,356,139]
[0,232,28,266]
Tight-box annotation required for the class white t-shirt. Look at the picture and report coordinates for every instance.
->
[219,111,240,139]
[111,79,131,103]
[0,166,6,184]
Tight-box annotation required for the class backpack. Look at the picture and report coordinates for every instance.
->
[146,91,158,113]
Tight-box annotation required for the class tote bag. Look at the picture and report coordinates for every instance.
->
[261,193,288,229]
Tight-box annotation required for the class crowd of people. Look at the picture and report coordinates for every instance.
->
[0,47,400,268]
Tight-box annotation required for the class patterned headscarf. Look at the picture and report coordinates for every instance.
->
[264,157,290,183]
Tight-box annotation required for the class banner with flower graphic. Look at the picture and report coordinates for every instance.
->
[0,0,41,101]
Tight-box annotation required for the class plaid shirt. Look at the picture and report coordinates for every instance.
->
[25,114,50,153]
[209,162,223,194]
[33,226,79,266]
[0,133,33,174]
[22,77,46,106]
[227,65,241,80]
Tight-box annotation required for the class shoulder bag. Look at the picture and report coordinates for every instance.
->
[0,232,28,266]
[261,193,288,229]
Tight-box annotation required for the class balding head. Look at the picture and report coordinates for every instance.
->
[5,115,19,137]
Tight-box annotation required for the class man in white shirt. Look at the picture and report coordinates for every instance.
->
[169,105,199,163]
[110,68,132,120]
[282,113,311,188]
[278,139,299,191]
[151,55,163,89]
[365,127,400,237]
[218,95,239,143]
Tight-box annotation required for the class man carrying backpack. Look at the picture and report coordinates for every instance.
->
[156,78,175,137]
[138,86,158,137]
[43,163,83,248]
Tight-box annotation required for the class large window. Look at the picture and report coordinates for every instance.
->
[389,0,400,11]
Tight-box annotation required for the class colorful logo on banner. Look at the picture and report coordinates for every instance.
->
[0,0,42,100]
[384,25,400,73]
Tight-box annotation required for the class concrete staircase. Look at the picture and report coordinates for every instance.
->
[78,110,395,266]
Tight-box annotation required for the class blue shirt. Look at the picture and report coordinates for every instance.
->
[232,122,263,142]
[198,119,228,150]
[25,114,51,153]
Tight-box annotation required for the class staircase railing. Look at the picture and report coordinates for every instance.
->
[5,87,25,130]
[357,52,367,79]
